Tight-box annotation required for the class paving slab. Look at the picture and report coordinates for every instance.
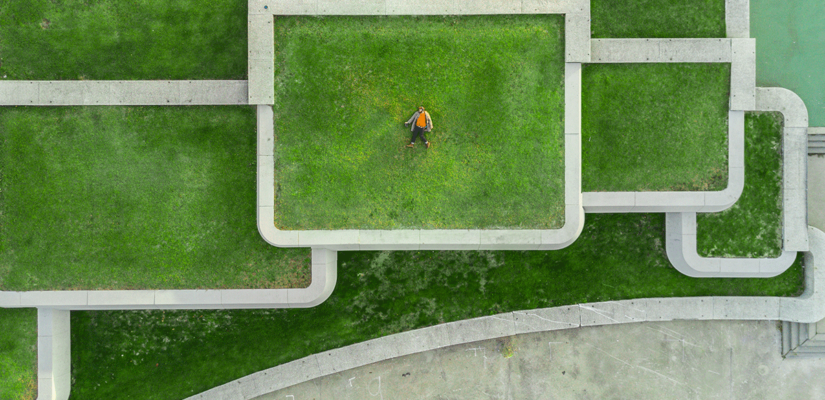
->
[808,156,825,233]
[731,38,756,110]
[726,0,750,38]
[755,87,809,128]
[590,39,731,63]
[0,81,38,105]
[565,15,590,63]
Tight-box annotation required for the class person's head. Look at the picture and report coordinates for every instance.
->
[418,106,424,113]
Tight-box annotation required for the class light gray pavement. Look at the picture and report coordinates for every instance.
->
[0,80,247,106]
[810,155,825,233]
[256,320,825,400]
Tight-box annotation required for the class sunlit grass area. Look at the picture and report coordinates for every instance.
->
[272,16,566,230]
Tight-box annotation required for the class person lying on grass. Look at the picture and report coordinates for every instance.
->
[404,106,432,148]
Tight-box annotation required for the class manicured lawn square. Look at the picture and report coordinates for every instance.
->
[272,16,566,230]
[0,0,246,80]
[591,0,726,38]
[0,107,310,290]
[582,63,730,192]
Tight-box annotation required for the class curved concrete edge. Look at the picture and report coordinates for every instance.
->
[583,110,745,213]
[256,62,585,251]
[754,87,810,251]
[665,212,796,278]
[0,248,336,310]
[755,87,809,128]
[188,228,825,400]
[0,80,249,106]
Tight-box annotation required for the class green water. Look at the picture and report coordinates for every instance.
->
[751,0,825,126]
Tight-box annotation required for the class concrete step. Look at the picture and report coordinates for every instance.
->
[786,351,825,359]
[791,344,825,353]
[810,148,825,155]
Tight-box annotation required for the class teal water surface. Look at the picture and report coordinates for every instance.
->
[751,0,825,126]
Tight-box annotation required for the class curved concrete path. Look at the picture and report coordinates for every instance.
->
[186,226,825,400]
[255,320,825,400]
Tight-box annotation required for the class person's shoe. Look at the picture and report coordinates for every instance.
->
[425,142,431,149]
[406,143,414,148]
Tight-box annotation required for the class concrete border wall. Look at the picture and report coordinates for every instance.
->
[665,212,797,278]
[0,248,336,310]
[582,110,745,213]
[256,63,586,250]
[590,39,732,63]
[0,81,248,106]
[37,309,70,400]
[755,87,810,251]
[187,227,825,400]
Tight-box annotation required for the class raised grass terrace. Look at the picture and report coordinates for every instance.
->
[271,15,566,230]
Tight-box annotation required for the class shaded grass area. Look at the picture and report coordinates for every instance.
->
[591,0,726,38]
[0,0,246,80]
[273,16,566,229]
[0,107,310,290]
[0,308,37,400]
[698,112,783,257]
[70,213,804,400]
[582,63,730,191]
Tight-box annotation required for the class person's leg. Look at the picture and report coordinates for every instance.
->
[421,131,429,148]
[408,126,422,146]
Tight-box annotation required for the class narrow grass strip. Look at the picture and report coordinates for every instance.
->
[0,107,309,290]
[0,308,37,400]
[591,0,726,38]
[0,0,246,80]
[697,112,783,257]
[70,213,804,400]
[273,16,566,229]
[582,63,730,192]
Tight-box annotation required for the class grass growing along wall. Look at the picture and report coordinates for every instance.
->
[69,213,804,400]
[0,0,246,80]
[591,0,726,38]
[582,63,730,192]
[697,112,784,257]
[0,107,310,291]
[0,308,37,400]
[273,16,566,230]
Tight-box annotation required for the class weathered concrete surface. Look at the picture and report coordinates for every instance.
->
[255,320,825,400]
[809,156,825,233]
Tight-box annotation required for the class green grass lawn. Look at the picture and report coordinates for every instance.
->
[582,63,730,191]
[591,0,726,38]
[0,106,310,290]
[273,16,566,230]
[0,0,246,80]
[69,213,804,400]
[0,308,36,400]
[698,112,783,258]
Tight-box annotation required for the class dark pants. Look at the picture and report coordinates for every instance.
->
[410,126,428,144]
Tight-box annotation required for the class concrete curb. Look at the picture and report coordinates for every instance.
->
[582,110,745,213]
[256,62,586,250]
[255,0,590,15]
[0,248,336,310]
[590,39,732,63]
[665,212,797,278]
[0,81,248,106]
[187,228,825,400]
[755,87,810,251]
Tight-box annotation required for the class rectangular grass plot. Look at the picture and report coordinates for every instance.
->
[272,16,567,230]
